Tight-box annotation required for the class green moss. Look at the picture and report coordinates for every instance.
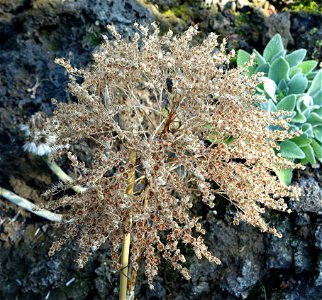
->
[285,0,322,13]
[85,31,103,47]
[172,4,194,22]
[309,27,318,35]
[162,4,194,23]
[315,39,322,48]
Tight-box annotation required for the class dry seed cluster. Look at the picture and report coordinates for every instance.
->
[42,23,301,286]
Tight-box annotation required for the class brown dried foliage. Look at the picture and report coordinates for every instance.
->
[46,23,301,285]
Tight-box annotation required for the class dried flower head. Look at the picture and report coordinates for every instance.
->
[20,112,57,156]
[46,23,301,285]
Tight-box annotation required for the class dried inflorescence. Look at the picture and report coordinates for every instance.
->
[45,23,301,285]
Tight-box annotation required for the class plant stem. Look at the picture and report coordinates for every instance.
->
[0,186,62,222]
[43,156,86,193]
[119,151,136,300]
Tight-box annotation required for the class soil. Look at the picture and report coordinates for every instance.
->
[0,1,321,299]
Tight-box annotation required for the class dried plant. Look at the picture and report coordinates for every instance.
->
[44,23,302,290]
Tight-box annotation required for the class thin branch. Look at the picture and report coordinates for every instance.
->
[0,186,62,222]
[43,157,86,194]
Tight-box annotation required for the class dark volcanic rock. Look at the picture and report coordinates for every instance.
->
[0,1,321,300]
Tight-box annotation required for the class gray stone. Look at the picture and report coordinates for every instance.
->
[315,256,322,287]
[292,240,312,273]
[266,219,293,269]
[291,177,322,213]
[264,12,294,48]
[315,225,322,250]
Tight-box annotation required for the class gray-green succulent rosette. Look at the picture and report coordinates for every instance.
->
[237,34,322,185]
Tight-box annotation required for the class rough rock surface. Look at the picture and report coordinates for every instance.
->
[0,1,321,299]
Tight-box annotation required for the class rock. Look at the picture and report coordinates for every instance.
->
[205,215,265,299]
[191,281,210,298]
[315,225,322,250]
[315,256,322,287]
[290,11,322,61]
[145,281,166,299]
[270,280,322,300]
[266,219,293,269]
[291,177,322,213]
[295,212,311,226]
[264,12,294,48]
[224,259,260,299]
[292,240,312,273]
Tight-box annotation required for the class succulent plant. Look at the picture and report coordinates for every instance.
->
[237,34,322,185]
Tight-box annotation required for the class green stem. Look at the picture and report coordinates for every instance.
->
[43,157,86,193]
[0,186,62,222]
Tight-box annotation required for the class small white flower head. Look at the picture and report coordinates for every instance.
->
[20,112,57,156]
[23,142,52,156]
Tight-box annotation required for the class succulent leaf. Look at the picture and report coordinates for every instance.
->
[260,99,277,112]
[297,94,313,110]
[291,136,312,147]
[275,169,293,186]
[289,67,302,78]
[298,60,318,74]
[312,90,322,106]
[285,49,307,67]
[301,123,314,137]
[268,57,290,84]
[300,144,316,165]
[313,126,322,143]
[256,63,269,74]
[262,77,277,101]
[276,94,296,111]
[311,140,322,162]
[288,73,308,94]
[263,34,284,63]
[253,49,266,65]
[308,70,322,96]
[239,34,321,174]
[307,70,318,81]
[271,50,287,62]
[307,110,322,125]
[237,49,250,67]
[280,140,306,159]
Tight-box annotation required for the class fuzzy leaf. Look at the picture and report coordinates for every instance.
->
[276,94,296,111]
[263,34,284,63]
[311,139,322,162]
[312,90,322,106]
[275,169,293,186]
[260,99,277,112]
[256,63,269,74]
[288,74,308,94]
[280,140,305,159]
[307,110,322,125]
[253,49,266,65]
[290,136,312,147]
[271,50,286,62]
[268,57,290,84]
[301,123,314,138]
[262,77,277,101]
[297,94,313,110]
[313,126,322,143]
[237,49,250,67]
[307,71,318,81]
[289,67,302,78]
[285,49,307,67]
[278,79,288,91]
[292,111,307,123]
[300,144,316,165]
[308,70,322,96]
[298,60,318,74]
